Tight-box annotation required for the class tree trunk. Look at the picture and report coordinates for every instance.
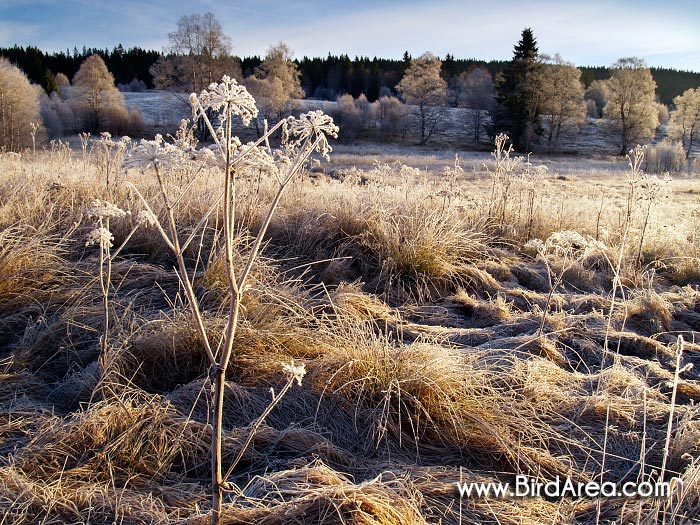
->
[619,104,628,155]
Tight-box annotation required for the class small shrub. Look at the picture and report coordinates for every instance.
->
[585,98,598,119]
[656,102,670,125]
[645,140,686,174]
[336,94,363,139]
[377,95,407,138]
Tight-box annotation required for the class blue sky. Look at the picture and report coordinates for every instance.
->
[1,0,699,70]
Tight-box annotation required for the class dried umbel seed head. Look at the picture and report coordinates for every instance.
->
[136,210,158,228]
[286,110,339,160]
[84,200,129,220]
[123,135,186,172]
[234,143,277,174]
[282,360,306,386]
[192,76,258,126]
[85,227,114,249]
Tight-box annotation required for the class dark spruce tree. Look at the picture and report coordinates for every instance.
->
[43,68,59,95]
[493,28,542,151]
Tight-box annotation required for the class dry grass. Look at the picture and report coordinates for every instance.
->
[0,145,698,524]
[0,225,71,315]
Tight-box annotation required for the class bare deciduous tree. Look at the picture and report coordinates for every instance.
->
[55,72,70,89]
[455,67,495,147]
[151,12,241,93]
[396,52,447,145]
[668,87,700,159]
[603,57,659,155]
[0,57,45,151]
[656,102,669,126]
[377,95,406,138]
[336,93,363,139]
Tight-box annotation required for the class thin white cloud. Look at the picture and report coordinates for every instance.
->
[0,20,40,46]
[1,0,698,70]
[226,0,700,69]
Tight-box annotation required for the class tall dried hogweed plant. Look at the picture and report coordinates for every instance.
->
[86,75,337,525]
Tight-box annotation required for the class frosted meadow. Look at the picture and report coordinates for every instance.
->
[0,10,699,525]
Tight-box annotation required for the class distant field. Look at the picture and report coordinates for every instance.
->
[123,91,191,133]
[122,91,681,157]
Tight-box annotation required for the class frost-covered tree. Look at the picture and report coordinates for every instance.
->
[493,28,542,151]
[151,12,241,93]
[72,54,142,135]
[0,57,45,151]
[396,52,447,145]
[334,93,374,139]
[584,79,607,118]
[54,72,71,99]
[55,72,70,88]
[336,94,361,139]
[72,55,124,133]
[456,67,495,147]
[603,57,659,155]
[377,95,406,138]
[668,87,700,158]
[535,54,586,151]
[244,42,304,127]
[656,102,669,126]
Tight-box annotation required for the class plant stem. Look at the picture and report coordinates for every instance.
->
[153,165,216,367]
[93,217,111,402]
[660,336,684,483]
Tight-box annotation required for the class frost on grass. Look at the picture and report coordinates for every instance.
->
[282,360,306,386]
[4,117,700,525]
[525,230,607,259]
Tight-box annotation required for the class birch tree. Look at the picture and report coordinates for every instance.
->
[150,12,241,93]
[668,87,700,158]
[72,54,126,133]
[603,57,659,155]
[396,52,447,145]
[456,67,495,147]
[535,54,586,151]
[0,57,45,151]
[244,42,304,127]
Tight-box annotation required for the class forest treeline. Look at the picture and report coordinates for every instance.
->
[1,44,698,105]
[2,17,700,165]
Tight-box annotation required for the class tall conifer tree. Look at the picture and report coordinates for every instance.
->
[493,28,542,151]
